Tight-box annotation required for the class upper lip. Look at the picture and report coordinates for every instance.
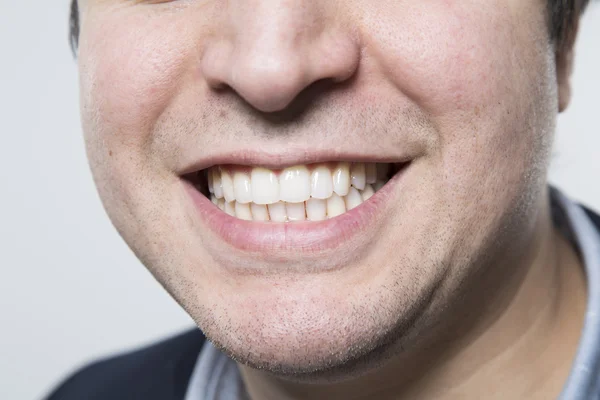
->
[177,147,418,175]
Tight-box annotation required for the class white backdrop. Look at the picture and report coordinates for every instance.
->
[0,2,598,399]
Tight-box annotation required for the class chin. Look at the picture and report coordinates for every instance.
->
[186,269,439,384]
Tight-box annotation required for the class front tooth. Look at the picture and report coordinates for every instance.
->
[213,168,223,199]
[208,170,214,194]
[350,163,366,190]
[221,170,235,203]
[235,201,252,221]
[327,193,346,218]
[233,172,253,204]
[251,168,279,205]
[224,201,236,216]
[286,202,306,221]
[332,162,350,196]
[306,198,326,221]
[362,184,375,201]
[310,166,333,199]
[365,163,377,184]
[268,202,287,222]
[251,203,270,221]
[279,165,310,203]
[345,187,363,210]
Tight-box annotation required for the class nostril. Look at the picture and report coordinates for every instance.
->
[258,78,335,123]
[230,66,312,113]
[201,27,361,116]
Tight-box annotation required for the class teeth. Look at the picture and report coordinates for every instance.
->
[327,193,346,218]
[233,172,253,204]
[310,166,333,199]
[286,202,306,221]
[251,203,270,221]
[362,184,375,201]
[202,162,396,221]
[252,168,279,205]
[221,170,235,203]
[365,163,377,184]
[350,163,366,190]
[306,198,326,221]
[213,169,223,199]
[345,187,363,210]
[280,165,311,203]
[235,201,253,221]
[268,202,287,222]
[224,201,236,216]
[208,171,214,194]
[332,162,351,196]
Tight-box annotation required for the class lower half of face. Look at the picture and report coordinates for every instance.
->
[80,0,558,380]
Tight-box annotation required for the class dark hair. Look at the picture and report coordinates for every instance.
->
[69,0,79,54]
[69,0,590,54]
[550,0,591,49]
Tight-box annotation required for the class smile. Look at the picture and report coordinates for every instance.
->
[185,162,407,222]
[181,155,411,258]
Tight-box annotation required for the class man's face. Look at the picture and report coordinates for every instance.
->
[78,0,559,378]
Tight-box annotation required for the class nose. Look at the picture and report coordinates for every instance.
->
[200,1,361,113]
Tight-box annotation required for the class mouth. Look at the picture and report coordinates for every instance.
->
[180,155,411,263]
[183,161,407,222]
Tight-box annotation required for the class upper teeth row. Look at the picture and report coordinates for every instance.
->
[208,162,390,205]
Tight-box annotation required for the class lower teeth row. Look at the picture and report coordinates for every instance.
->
[211,181,385,222]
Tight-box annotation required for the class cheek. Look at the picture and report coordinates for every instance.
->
[78,9,194,149]
[366,1,544,114]
[365,1,556,255]
[76,9,205,237]
[367,0,554,169]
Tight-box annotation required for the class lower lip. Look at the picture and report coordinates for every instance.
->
[183,165,409,257]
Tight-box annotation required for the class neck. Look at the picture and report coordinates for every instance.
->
[238,194,587,400]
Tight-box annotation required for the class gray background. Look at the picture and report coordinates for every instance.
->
[0,2,598,399]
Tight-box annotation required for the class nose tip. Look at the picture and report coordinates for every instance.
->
[230,53,314,113]
[201,25,360,113]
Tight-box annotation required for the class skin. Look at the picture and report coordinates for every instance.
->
[77,0,586,398]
